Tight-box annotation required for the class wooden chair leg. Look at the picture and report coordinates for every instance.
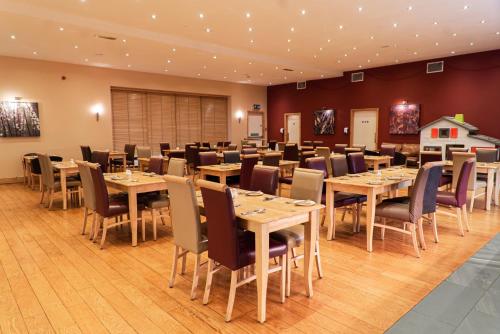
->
[417,218,427,250]
[341,208,347,222]
[203,259,215,305]
[431,212,439,243]
[225,270,238,322]
[356,203,362,232]
[152,210,158,241]
[456,207,464,236]
[181,251,187,274]
[40,187,45,204]
[291,248,299,268]
[100,218,108,249]
[190,254,201,300]
[326,207,336,240]
[169,245,180,288]
[286,250,292,297]
[141,211,147,242]
[315,240,323,278]
[279,254,286,303]
[462,205,470,232]
[410,225,421,258]
[48,189,54,210]
[380,218,386,240]
[469,190,475,213]
[82,207,89,235]
[89,212,97,240]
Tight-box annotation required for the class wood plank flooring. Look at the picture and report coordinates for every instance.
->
[0,183,499,333]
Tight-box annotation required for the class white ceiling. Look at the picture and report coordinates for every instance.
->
[1,0,499,86]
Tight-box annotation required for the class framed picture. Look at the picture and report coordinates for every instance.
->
[389,103,420,135]
[0,101,40,137]
[313,109,335,135]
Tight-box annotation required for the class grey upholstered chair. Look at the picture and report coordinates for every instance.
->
[476,148,497,163]
[315,147,332,176]
[76,160,97,238]
[271,168,324,296]
[167,158,187,177]
[165,175,208,300]
[137,146,152,159]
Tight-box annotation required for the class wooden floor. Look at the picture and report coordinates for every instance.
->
[0,183,499,334]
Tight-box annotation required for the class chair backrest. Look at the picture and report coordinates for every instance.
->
[315,147,332,176]
[476,148,497,163]
[223,151,241,163]
[167,158,186,177]
[202,142,211,148]
[199,152,217,166]
[227,143,237,151]
[344,147,362,156]
[186,145,198,165]
[239,154,259,190]
[194,142,201,147]
[50,156,63,162]
[198,180,240,270]
[330,155,349,177]
[223,141,231,147]
[312,141,323,148]
[148,157,164,175]
[241,148,258,155]
[333,144,348,154]
[299,151,316,168]
[137,146,152,159]
[168,150,185,159]
[277,142,286,151]
[454,158,475,206]
[165,175,206,254]
[38,153,55,188]
[303,140,313,146]
[283,144,299,161]
[420,161,445,214]
[380,144,396,157]
[250,166,279,195]
[91,150,110,173]
[305,156,328,179]
[30,157,41,174]
[124,144,136,162]
[347,152,367,174]
[88,162,112,217]
[420,151,442,165]
[80,146,92,161]
[262,152,281,166]
[159,143,170,156]
[452,152,477,190]
[445,144,465,160]
[290,168,324,203]
[408,164,432,224]
[447,147,468,161]
[76,160,96,211]
[394,151,407,166]
[268,140,277,150]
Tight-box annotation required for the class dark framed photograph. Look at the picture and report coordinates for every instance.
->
[389,103,420,135]
[313,109,335,135]
[0,101,40,137]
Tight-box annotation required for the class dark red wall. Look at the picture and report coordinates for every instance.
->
[267,49,500,147]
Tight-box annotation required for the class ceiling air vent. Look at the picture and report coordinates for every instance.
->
[427,61,444,74]
[351,72,364,82]
[297,81,307,90]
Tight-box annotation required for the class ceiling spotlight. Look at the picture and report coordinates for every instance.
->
[275,66,279,70]
[319,47,323,51]
[250,39,254,43]
[248,61,252,65]
[358,65,362,68]
[358,6,363,12]
[452,33,457,37]
[127,64,131,68]
[497,32,500,35]
[167,59,171,63]
[327,39,331,43]
[408,5,413,10]
[353,46,357,50]
[480,19,486,24]
[470,42,474,46]
[367,59,371,63]
[284,76,287,80]
[415,33,419,37]
[375,53,379,56]
[313,54,317,58]
[10,35,16,39]
[59,27,64,31]
[122,39,127,43]
[212,55,217,59]
[199,13,204,18]
[287,38,291,43]
[413,51,418,55]
[125,53,130,56]
[433,21,438,25]
[172,48,176,52]
[151,14,157,19]
[395,59,399,63]
[32,51,37,55]
[393,22,398,28]
[203,65,207,69]
[435,42,439,46]
[344,53,348,57]
[234,69,237,72]
[260,73,264,76]
[320,74,324,78]
[290,27,295,32]
[246,12,251,18]
[74,45,79,49]
[301,9,306,15]
[339,25,343,30]
[337,60,341,63]
[197,73,201,76]
[451,51,456,54]
[299,71,303,74]
[248,27,253,32]
[84,58,88,62]
[287,48,291,52]
[205,27,211,32]
[164,69,168,72]
[269,82,272,85]
[370,36,374,40]
[223,76,227,79]
[463,5,469,10]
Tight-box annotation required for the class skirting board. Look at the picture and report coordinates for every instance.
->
[0,177,24,184]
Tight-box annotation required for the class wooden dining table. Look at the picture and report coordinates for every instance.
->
[443,160,500,210]
[324,167,419,251]
[52,161,79,210]
[364,155,392,170]
[103,172,167,246]
[108,151,127,172]
[162,148,186,156]
[196,189,323,323]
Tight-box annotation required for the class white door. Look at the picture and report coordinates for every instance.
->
[248,113,263,138]
[286,115,300,144]
[352,109,378,150]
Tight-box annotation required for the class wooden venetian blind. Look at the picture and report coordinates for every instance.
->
[111,89,227,150]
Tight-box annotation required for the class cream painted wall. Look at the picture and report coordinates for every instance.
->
[0,56,266,180]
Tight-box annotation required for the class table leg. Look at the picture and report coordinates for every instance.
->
[326,183,335,240]
[61,169,68,210]
[366,188,376,252]
[128,189,138,246]
[255,224,269,323]
[220,174,226,184]
[122,157,126,172]
[374,162,379,171]
[486,169,494,211]
[200,171,206,180]
[304,210,318,297]
[494,168,499,207]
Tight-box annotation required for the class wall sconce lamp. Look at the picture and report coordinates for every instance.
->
[91,103,104,122]
[235,110,244,124]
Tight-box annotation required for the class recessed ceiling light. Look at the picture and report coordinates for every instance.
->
[358,65,362,68]
[127,64,131,68]
[151,14,157,19]
[287,38,291,43]
[284,76,287,80]
[319,47,323,51]
[435,42,439,46]
[393,22,398,28]
[248,27,253,32]
[370,36,374,40]
[59,27,64,31]
[463,5,469,10]
[203,65,207,69]
[299,71,303,74]
[172,48,176,52]
[234,69,237,72]
[250,39,254,43]
[164,69,168,72]
[10,35,16,39]
[337,60,341,63]
[480,19,486,24]
[167,59,171,63]
[248,62,252,65]
[470,42,474,46]
[269,82,272,85]
[290,27,295,32]
[205,27,211,33]
[433,21,438,25]
[415,33,419,37]
[313,54,317,58]
[84,58,88,62]
[223,76,227,79]
[32,51,37,55]
[408,5,413,11]
[212,55,217,59]
[287,48,291,52]
[74,45,79,49]
[320,74,324,78]
[358,6,363,12]
[275,66,279,70]
[122,39,127,43]
[395,59,399,63]
[344,53,348,57]
[197,73,201,76]
[367,59,371,63]
[353,46,357,50]
[125,53,129,56]
[413,51,418,55]
[339,25,343,30]
[451,51,456,54]
[452,33,457,37]
[246,12,251,18]
[327,39,331,43]
[301,9,306,15]
[497,31,500,35]
[375,53,379,56]
[260,73,264,76]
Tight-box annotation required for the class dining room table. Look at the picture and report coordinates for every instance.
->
[364,155,392,170]
[196,188,323,323]
[162,148,186,156]
[103,171,167,246]
[443,160,500,210]
[52,160,80,210]
[108,151,127,172]
[324,167,419,251]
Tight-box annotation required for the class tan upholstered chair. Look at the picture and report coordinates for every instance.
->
[165,175,208,300]
[137,146,152,159]
[315,147,332,176]
[167,158,187,177]
[39,153,81,210]
[451,152,486,212]
[76,160,97,238]
[271,168,324,296]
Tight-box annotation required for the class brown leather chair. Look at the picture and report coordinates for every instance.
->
[168,150,185,159]
[147,157,164,175]
[223,150,241,164]
[80,145,92,162]
[198,179,286,321]
[159,143,170,156]
[239,154,259,190]
[137,146,152,159]
[241,148,257,155]
[199,151,217,166]
[268,140,277,150]
[436,158,474,236]
[333,144,348,154]
[249,165,279,195]
[476,148,497,163]
[165,175,208,300]
[347,152,367,174]
[380,144,396,164]
[374,164,432,257]
[202,142,211,148]
[167,158,186,177]
[299,150,316,168]
[91,150,110,173]
[262,152,281,167]
[76,160,97,238]
[283,144,299,161]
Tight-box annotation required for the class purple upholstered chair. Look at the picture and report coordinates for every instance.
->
[199,152,218,166]
[347,152,367,174]
[333,144,348,154]
[239,154,259,190]
[159,143,170,156]
[249,165,279,195]
[241,148,257,155]
[283,144,299,161]
[147,157,164,175]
